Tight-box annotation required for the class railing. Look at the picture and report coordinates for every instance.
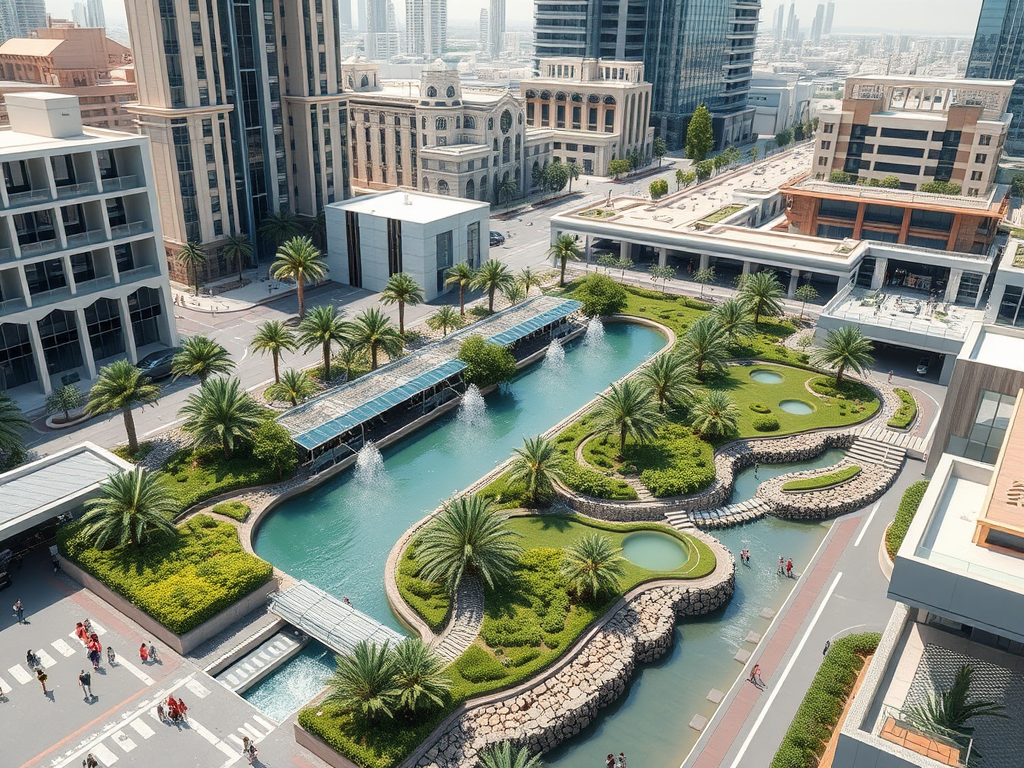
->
[7,188,52,206]
[118,264,159,282]
[110,221,150,239]
[55,181,98,199]
[28,285,72,307]
[0,296,26,313]
[19,239,59,257]
[65,229,108,248]
[795,178,997,211]
[869,239,993,262]
[914,544,1024,589]
[74,275,116,293]
[101,175,140,193]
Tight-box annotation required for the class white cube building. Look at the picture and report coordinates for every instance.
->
[325,190,490,301]
[0,93,177,398]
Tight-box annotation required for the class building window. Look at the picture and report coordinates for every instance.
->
[84,298,125,362]
[38,310,83,375]
[979,134,992,146]
[437,179,450,195]
[435,230,453,292]
[386,218,402,275]
[971,170,983,181]
[820,140,831,150]
[127,287,164,348]
[0,323,37,389]
[975,153,988,164]
[435,117,447,131]
[25,258,66,295]
[467,222,480,268]
[822,123,835,134]
[345,210,362,288]
[818,156,828,166]
[948,390,1018,464]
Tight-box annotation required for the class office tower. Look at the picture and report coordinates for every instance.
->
[71,2,86,27]
[2,0,46,39]
[366,0,398,58]
[823,0,835,35]
[534,0,646,60]
[479,9,489,50]
[339,0,353,30]
[810,4,824,43]
[406,0,447,58]
[967,0,1024,156]
[774,4,785,42]
[86,0,104,28]
[126,0,350,281]
[785,2,799,40]
[358,0,368,31]
[489,0,505,58]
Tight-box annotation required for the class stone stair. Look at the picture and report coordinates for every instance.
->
[849,424,926,457]
[846,436,906,474]
[664,497,773,531]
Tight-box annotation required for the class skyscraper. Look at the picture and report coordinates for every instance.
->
[823,0,835,35]
[406,0,447,58]
[810,4,824,43]
[967,0,1024,156]
[534,0,647,60]
[774,4,785,42]
[489,0,505,58]
[2,0,46,39]
[72,2,87,28]
[339,0,353,30]
[86,0,105,28]
[479,9,489,51]
[785,2,799,41]
[366,0,399,58]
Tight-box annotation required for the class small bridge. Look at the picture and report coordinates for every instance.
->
[268,580,405,655]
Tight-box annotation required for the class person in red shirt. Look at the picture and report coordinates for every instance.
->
[139,643,149,663]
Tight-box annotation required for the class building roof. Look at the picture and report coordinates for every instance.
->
[0,38,64,57]
[978,394,1024,535]
[327,189,488,224]
[965,324,1024,373]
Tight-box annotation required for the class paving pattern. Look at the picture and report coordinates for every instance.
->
[432,577,485,663]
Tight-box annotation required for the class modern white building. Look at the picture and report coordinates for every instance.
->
[325,190,488,301]
[748,73,816,136]
[0,93,177,398]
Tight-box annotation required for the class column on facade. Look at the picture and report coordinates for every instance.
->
[945,269,963,304]
[699,253,710,271]
[741,260,752,276]
[27,321,51,394]
[619,240,631,260]
[658,247,667,267]
[852,203,866,240]
[946,214,964,252]
[119,294,139,363]
[871,257,888,290]
[74,306,97,380]
[899,208,912,243]
[788,271,799,298]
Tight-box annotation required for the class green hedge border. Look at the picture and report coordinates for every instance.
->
[885,481,929,560]
[887,388,918,430]
[782,465,861,492]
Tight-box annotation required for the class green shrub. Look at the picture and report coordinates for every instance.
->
[809,377,877,404]
[631,424,716,497]
[211,501,250,521]
[885,481,929,560]
[560,462,638,500]
[573,273,628,317]
[502,647,542,667]
[753,416,780,432]
[477,473,531,509]
[749,403,772,414]
[782,465,861,492]
[887,388,918,429]
[454,646,509,683]
[251,420,298,481]
[395,545,450,630]
[159,445,283,513]
[112,442,153,462]
[299,703,446,768]
[770,632,881,768]
[457,335,518,388]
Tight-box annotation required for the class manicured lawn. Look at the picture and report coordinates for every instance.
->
[887,388,918,429]
[782,464,861,492]
[158,446,288,514]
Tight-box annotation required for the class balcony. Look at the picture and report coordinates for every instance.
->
[19,239,59,258]
[6,188,52,207]
[28,285,73,307]
[0,296,27,313]
[74,274,116,294]
[118,264,159,282]
[110,221,150,239]
[55,182,99,200]
[101,175,141,193]
[65,229,109,249]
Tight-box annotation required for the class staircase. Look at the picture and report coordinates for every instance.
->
[845,436,906,474]
[664,497,773,532]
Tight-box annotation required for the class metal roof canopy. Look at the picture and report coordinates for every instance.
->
[268,580,405,655]
[488,300,581,347]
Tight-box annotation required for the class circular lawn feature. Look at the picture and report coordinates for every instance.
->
[621,531,689,571]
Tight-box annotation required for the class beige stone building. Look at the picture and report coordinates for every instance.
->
[523,58,654,177]
[0,28,136,132]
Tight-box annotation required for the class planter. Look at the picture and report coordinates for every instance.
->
[45,410,93,429]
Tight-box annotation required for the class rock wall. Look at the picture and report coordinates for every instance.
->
[758,460,900,520]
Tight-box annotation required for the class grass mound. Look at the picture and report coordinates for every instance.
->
[885,481,929,560]
[782,465,861,492]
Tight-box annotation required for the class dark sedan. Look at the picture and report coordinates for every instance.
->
[136,347,180,380]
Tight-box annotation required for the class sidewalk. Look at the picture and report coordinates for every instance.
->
[169,268,308,314]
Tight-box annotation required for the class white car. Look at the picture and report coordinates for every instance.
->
[916,357,930,376]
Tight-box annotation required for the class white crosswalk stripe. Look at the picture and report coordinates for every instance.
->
[0,674,10,693]
[110,731,136,753]
[35,649,57,669]
[51,639,76,657]
[185,678,211,698]
[128,719,154,740]
[190,720,221,746]
[113,654,154,686]
[226,733,245,748]
[8,664,31,684]
[252,715,275,732]
[89,742,118,766]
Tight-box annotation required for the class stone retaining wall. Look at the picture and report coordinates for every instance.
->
[757,459,900,521]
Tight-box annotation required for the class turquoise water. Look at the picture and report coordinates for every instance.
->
[730,448,847,504]
[243,641,334,722]
[749,370,784,384]
[779,399,815,415]
[621,531,689,571]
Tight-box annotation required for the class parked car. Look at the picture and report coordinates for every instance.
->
[489,231,505,246]
[916,357,930,376]
[136,347,180,380]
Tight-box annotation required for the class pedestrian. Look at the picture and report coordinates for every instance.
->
[156,702,166,721]
[37,667,48,694]
[79,669,93,700]
[243,736,258,764]
[148,642,157,662]
[618,753,627,768]
[13,598,23,623]
[823,639,831,656]
[606,754,616,768]
[139,643,149,664]
[777,556,785,575]
[786,558,794,578]
[26,649,37,668]
[107,646,116,666]
[343,596,351,606]
[83,754,99,768]
[176,697,188,721]
[89,648,100,670]
[887,370,893,384]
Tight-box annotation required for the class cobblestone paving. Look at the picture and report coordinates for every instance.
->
[432,577,484,663]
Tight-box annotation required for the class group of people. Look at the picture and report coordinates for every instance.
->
[605,753,626,768]
[75,621,104,670]
[739,548,751,565]
[776,556,795,578]
[139,642,157,664]
[242,735,259,764]
[157,695,189,723]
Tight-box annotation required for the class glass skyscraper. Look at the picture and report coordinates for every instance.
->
[967,0,1024,155]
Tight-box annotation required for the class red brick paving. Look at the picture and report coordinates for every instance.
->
[691,517,859,768]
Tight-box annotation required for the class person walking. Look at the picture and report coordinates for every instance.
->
[777,556,785,575]
[786,558,794,578]
[242,736,258,765]
[139,643,149,664]
[83,754,99,768]
[106,646,116,666]
[78,669,93,700]
[26,649,37,669]
[37,667,48,694]
[13,598,23,623]
[618,753,627,768]
[887,370,894,384]
[606,754,616,768]
[148,643,157,662]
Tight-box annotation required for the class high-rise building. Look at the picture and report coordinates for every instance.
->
[366,0,399,58]
[86,0,104,28]
[126,0,350,283]
[810,4,824,43]
[479,9,489,51]
[339,0,353,30]
[0,0,46,40]
[71,2,86,28]
[489,0,505,58]
[823,0,835,35]
[773,4,785,42]
[406,0,447,58]
[784,2,799,41]
[967,0,1024,156]
[534,0,646,60]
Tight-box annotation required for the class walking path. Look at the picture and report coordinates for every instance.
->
[431,578,485,663]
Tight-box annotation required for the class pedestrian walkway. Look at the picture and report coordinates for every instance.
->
[170,268,312,314]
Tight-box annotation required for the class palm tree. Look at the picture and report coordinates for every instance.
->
[502,281,526,306]
[639,354,693,412]
[250,320,297,384]
[592,379,662,456]
[324,640,399,724]
[682,316,730,381]
[172,335,235,384]
[308,210,327,249]
[79,467,177,549]
[266,368,317,406]
[258,209,303,250]
[471,259,515,313]
[713,298,754,343]
[270,236,327,319]
[221,232,253,283]
[689,390,740,438]
[565,160,582,193]
[904,665,1008,753]
[416,495,524,594]
[427,305,463,337]
[346,307,404,370]
[0,392,29,461]
[738,270,785,326]
[335,344,367,380]
[380,273,425,335]
[391,637,451,717]
[518,267,544,298]
[298,304,348,381]
[178,376,262,459]
[498,177,517,208]
[446,262,475,316]
[547,234,582,288]
[177,241,207,295]
[560,533,626,600]
[507,435,565,506]
[811,325,875,387]
[86,359,161,453]
[477,742,544,768]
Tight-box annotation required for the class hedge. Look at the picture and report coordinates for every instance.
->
[770,632,881,768]
[211,501,250,521]
[160,445,284,514]
[395,543,450,631]
[58,514,273,635]
[887,388,918,430]
[299,704,447,768]
[750,403,772,414]
[753,415,781,432]
[885,481,929,560]
[782,465,861,492]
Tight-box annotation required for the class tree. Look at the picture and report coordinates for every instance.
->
[738,270,785,326]
[608,158,631,178]
[250,320,297,384]
[749,146,759,163]
[380,273,425,335]
[649,178,669,199]
[178,376,262,459]
[46,383,85,422]
[695,160,714,182]
[0,392,28,469]
[648,264,675,292]
[593,379,662,456]
[879,175,901,189]
[795,284,819,318]
[682,316,730,380]
[251,419,298,480]
[639,353,692,412]
[689,390,740,438]
[426,305,463,337]
[325,640,400,724]
[457,335,517,388]
[79,467,177,549]
[391,637,451,717]
[675,168,686,191]
[920,180,961,195]
[616,255,634,279]
[86,359,161,454]
[713,298,754,343]
[712,153,729,174]
[811,325,875,386]
[498,177,518,208]
[266,368,318,406]
[1012,172,1024,199]
[565,160,582,192]
[258,209,303,250]
[177,241,207,295]
[416,495,524,593]
[829,170,853,184]
[532,162,548,192]
[561,533,626,601]
[222,232,253,284]
[270,236,327,319]
[508,435,565,506]
[685,104,714,162]
[335,344,367,380]
[445,262,475,316]
[472,259,515,312]
[518,266,544,297]
[172,335,234,384]
[544,162,570,193]
[904,665,1007,754]
[693,266,716,298]
[653,136,668,167]
[597,253,619,274]
[574,273,627,317]
[682,170,697,187]
[346,307,404,370]
[724,146,741,167]
[477,742,544,768]
[299,305,348,381]
[547,234,582,288]
[775,128,794,147]
[502,281,526,306]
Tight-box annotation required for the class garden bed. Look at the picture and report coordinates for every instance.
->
[885,481,929,560]
[782,464,862,492]
[159,446,292,514]
[886,388,918,430]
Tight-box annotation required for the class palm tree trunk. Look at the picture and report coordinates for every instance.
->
[835,363,846,387]
[273,351,280,384]
[371,343,379,370]
[488,288,495,313]
[323,340,331,380]
[399,302,405,335]
[560,257,567,287]
[122,405,138,453]
[296,272,306,318]
[458,284,465,316]
[223,440,231,460]
[619,424,627,456]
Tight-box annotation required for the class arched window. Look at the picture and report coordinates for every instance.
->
[488,117,494,130]
[446,85,456,98]
[571,93,583,102]
[465,179,475,200]
[435,117,447,131]
[379,113,386,124]
[525,89,537,99]
[500,109,512,134]
[493,138,498,151]
[422,177,430,192]
[539,90,551,100]
[518,112,523,124]
[605,109,615,128]
[604,95,616,105]
[421,116,427,129]
[464,116,475,129]
[456,116,461,129]
[426,86,437,97]
[555,91,567,102]
[394,115,401,125]
[588,94,601,103]
[360,75,369,88]
[437,179,450,195]
[348,76,355,89]
[363,111,369,122]
[480,174,488,198]
[502,136,511,163]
